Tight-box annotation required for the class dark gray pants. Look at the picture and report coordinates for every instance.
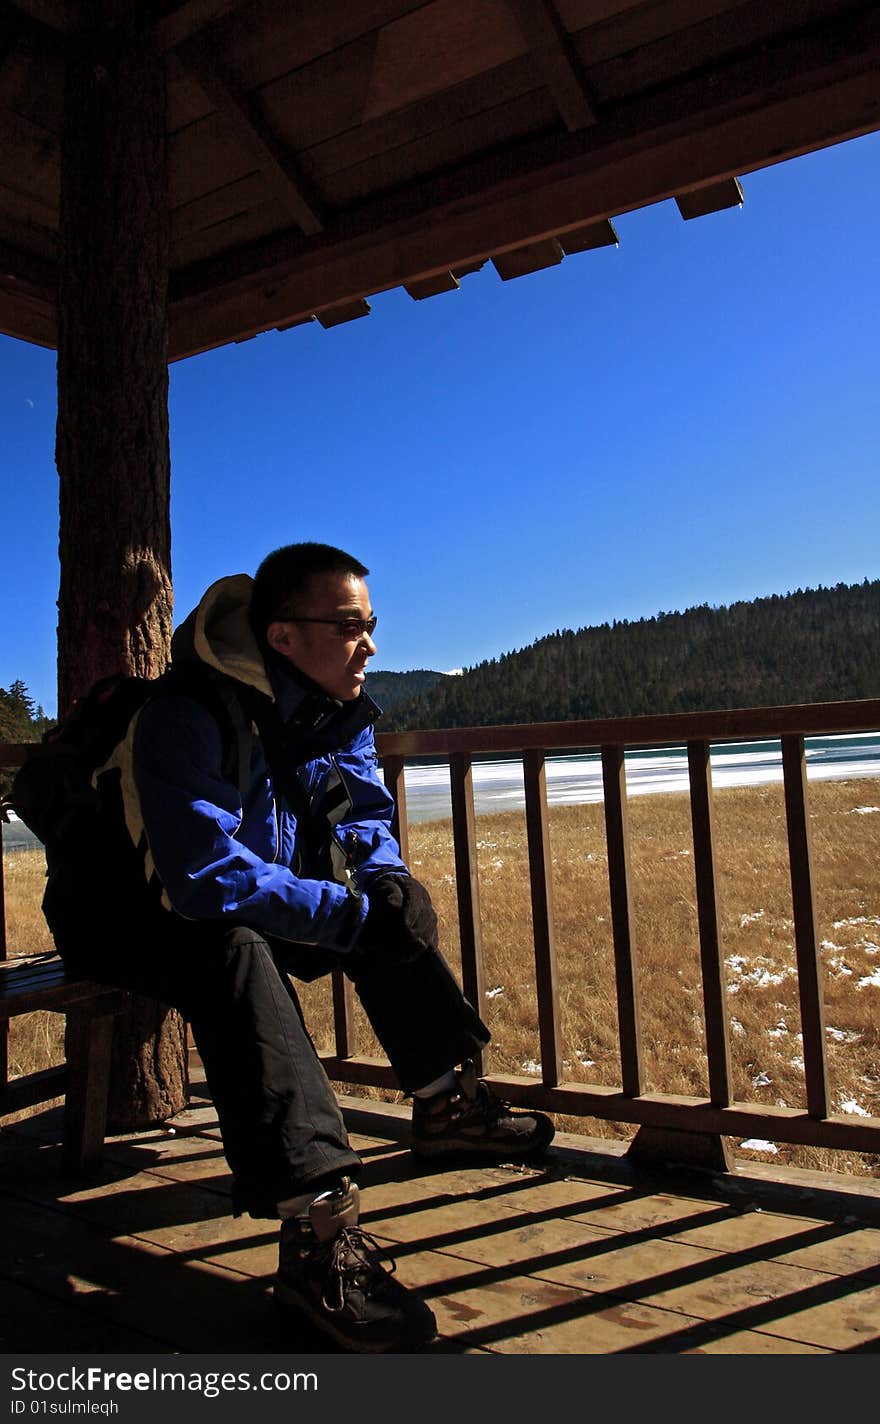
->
[56,907,489,1217]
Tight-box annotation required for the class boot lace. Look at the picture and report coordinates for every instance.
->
[470,1078,511,1127]
[320,1227,397,1314]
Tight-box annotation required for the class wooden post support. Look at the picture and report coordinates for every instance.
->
[55,5,186,1129]
[627,1123,733,1174]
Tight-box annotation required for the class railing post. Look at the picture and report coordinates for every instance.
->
[449,753,487,1074]
[782,734,829,1120]
[522,749,562,1087]
[381,753,410,865]
[330,970,356,1061]
[0,818,7,1092]
[600,745,644,1098]
[630,740,735,1173]
[687,740,732,1107]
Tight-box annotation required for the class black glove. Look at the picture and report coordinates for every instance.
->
[359,874,438,960]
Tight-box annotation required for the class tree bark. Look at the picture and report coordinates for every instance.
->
[56,6,187,1129]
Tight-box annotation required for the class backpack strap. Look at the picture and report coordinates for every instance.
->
[230,682,315,826]
[149,664,255,802]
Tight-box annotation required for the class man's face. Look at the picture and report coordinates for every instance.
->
[265,571,377,702]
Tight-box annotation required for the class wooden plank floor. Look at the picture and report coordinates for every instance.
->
[2,1078,880,1355]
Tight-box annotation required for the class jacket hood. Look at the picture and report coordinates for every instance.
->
[171,574,274,698]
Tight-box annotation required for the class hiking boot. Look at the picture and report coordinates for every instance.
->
[411,1061,555,1160]
[275,1177,436,1353]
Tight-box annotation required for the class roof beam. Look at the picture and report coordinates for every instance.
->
[558,219,618,254]
[676,177,744,221]
[3,0,87,31]
[404,271,460,300]
[492,237,563,281]
[168,8,880,360]
[153,0,244,54]
[502,0,596,131]
[176,33,324,236]
[316,298,370,329]
[0,286,55,346]
[0,237,55,297]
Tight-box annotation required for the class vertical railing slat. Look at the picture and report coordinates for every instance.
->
[522,749,562,1087]
[331,970,356,1060]
[595,751,643,1093]
[781,734,829,1119]
[381,753,409,865]
[687,740,732,1106]
[449,753,487,1073]
[601,744,645,1097]
[0,819,7,1090]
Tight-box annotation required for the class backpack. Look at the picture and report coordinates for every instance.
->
[2,666,255,920]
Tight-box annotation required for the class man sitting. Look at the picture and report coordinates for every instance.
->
[50,541,554,1352]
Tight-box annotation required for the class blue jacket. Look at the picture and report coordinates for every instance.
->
[123,574,407,955]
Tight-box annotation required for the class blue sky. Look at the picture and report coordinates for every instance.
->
[2,129,878,719]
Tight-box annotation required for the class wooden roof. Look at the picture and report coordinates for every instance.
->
[1,0,878,362]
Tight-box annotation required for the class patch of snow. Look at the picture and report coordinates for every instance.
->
[767,1021,789,1038]
[485,986,504,999]
[739,909,766,928]
[751,1070,773,1088]
[850,806,880,815]
[752,967,795,988]
[826,1026,862,1043]
[827,957,853,977]
[725,955,796,990]
[790,1056,805,1071]
[838,1097,871,1117]
[833,916,880,929]
[521,1060,542,1076]
[739,1139,779,1154]
[730,1018,745,1036]
[856,969,880,989]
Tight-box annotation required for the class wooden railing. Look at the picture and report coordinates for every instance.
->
[366,698,880,1168]
[3,696,880,1168]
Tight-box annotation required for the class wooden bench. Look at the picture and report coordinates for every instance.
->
[0,955,128,1174]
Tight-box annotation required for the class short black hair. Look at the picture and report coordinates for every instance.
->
[250,542,369,635]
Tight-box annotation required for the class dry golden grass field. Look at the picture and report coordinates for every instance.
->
[3,774,880,1179]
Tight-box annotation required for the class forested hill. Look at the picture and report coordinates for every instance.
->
[364,668,445,711]
[380,580,880,732]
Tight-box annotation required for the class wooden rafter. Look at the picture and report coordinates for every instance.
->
[676,177,745,221]
[404,271,460,300]
[176,33,324,236]
[0,24,20,98]
[316,297,370,329]
[168,7,880,358]
[4,0,85,32]
[492,237,563,281]
[153,0,243,54]
[0,236,55,295]
[559,219,618,254]
[502,0,596,131]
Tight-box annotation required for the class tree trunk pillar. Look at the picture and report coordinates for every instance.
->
[55,6,186,1129]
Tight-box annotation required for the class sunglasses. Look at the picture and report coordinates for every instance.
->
[279,615,378,640]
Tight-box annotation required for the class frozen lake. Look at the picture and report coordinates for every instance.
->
[400,732,880,823]
[3,733,878,848]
